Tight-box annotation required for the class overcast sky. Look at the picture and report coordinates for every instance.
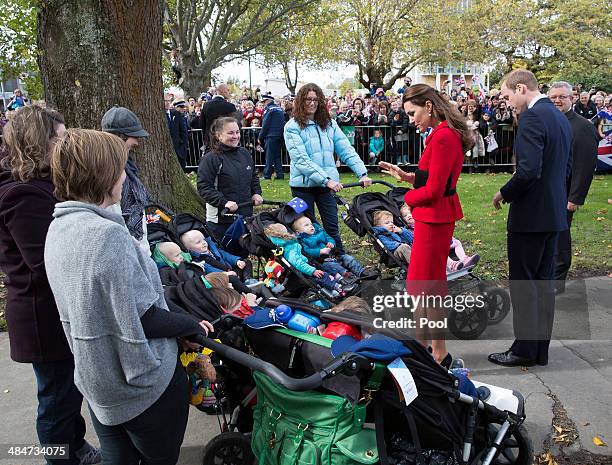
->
[215,58,357,88]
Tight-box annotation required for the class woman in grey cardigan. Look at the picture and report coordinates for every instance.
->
[45,129,212,465]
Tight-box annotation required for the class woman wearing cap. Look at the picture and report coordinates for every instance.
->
[284,83,372,255]
[0,105,101,464]
[101,105,154,256]
[380,84,472,367]
[45,128,213,465]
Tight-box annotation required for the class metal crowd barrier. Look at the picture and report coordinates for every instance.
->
[185,125,515,171]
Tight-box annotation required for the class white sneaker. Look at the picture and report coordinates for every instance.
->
[76,442,102,465]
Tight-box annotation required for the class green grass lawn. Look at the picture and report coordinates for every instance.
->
[257,172,611,279]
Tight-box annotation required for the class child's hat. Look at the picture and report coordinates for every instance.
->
[287,197,309,213]
[243,308,285,330]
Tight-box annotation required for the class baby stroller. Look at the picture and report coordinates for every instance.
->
[337,180,511,340]
[238,201,364,307]
[192,300,532,465]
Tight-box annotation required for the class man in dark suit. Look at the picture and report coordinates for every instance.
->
[489,69,572,367]
[198,83,241,149]
[164,95,188,170]
[258,93,286,180]
[548,82,598,293]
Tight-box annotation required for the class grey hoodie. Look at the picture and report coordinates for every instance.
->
[44,201,177,426]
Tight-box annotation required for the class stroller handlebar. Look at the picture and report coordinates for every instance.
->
[341,180,396,189]
[189,334,372,391]
[220,199,286,217]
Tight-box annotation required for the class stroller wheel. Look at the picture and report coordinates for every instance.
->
[484,287,511,325]
[202,431,254,465]
[472,423,533,465]
[448,305,488,340]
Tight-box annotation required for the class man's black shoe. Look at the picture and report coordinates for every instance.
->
[488,350,536,367]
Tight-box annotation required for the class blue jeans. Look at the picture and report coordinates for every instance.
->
[312,272,339,291]
[32,359,86,465]
[320,259,348,276]
[290,186,345,254]
[263,137,284,179]
[339,254,365,276]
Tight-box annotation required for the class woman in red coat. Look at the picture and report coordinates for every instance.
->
[380,84,473,366]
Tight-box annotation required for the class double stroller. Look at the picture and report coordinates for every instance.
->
[336,180,511,340]
[192,299,532,465]
[238,202,366,308]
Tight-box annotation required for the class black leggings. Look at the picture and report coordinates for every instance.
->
[89,360,189,465]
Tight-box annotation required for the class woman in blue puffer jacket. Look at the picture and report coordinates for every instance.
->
[284,83,372,254]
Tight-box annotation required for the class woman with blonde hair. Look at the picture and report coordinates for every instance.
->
[0,105,101,464]
[45,128,212,465]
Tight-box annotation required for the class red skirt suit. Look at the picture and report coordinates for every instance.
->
[404,121,464,295]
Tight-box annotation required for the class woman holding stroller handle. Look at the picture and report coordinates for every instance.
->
[45,129,213,465]
[380,84,472,366]
[198,116,263,241]
[284,83,373,254]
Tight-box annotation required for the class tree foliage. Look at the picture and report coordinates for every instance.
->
[323,0,474,91]
[466,0,612,86]
[256,4,334,94]
[163,0,318,97]
[0,0,42,99]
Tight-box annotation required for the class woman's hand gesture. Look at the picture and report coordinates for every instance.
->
[379,162,415,184]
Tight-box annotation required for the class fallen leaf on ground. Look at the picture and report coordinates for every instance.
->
[553,425,563,434]
[3,389,9,393]
[593,436,607,447]
[583,422,590,426]
[521,366,529,371]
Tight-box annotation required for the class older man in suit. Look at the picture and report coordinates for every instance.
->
[489,69,572,367]
[548,82,599,293]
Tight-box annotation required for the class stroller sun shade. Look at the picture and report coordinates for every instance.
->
[344,192,403,237]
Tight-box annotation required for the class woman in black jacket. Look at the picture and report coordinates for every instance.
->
[0,105,100,464]
[197,116,263,240]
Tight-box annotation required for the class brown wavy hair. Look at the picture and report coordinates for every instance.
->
[402,84,474,152]
[292,83,331,130]
[1,104,65,182]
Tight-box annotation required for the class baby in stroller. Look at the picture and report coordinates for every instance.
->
[372,210,414,265]
[153,241,255,295]
[180,229,255,282]
[291,215,368,280]
[263,223,357,298]
[400,204,480,271]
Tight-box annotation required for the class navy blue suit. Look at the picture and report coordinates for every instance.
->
[259,103,286,179]
[166,109,188,169]
[499,97,572,363]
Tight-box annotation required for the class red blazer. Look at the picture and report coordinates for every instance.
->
[404,121,464,223]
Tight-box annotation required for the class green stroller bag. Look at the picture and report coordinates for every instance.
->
[252,371,378,465]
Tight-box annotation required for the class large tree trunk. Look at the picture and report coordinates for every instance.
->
[37,0,205,216]
[180,52,213,98]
